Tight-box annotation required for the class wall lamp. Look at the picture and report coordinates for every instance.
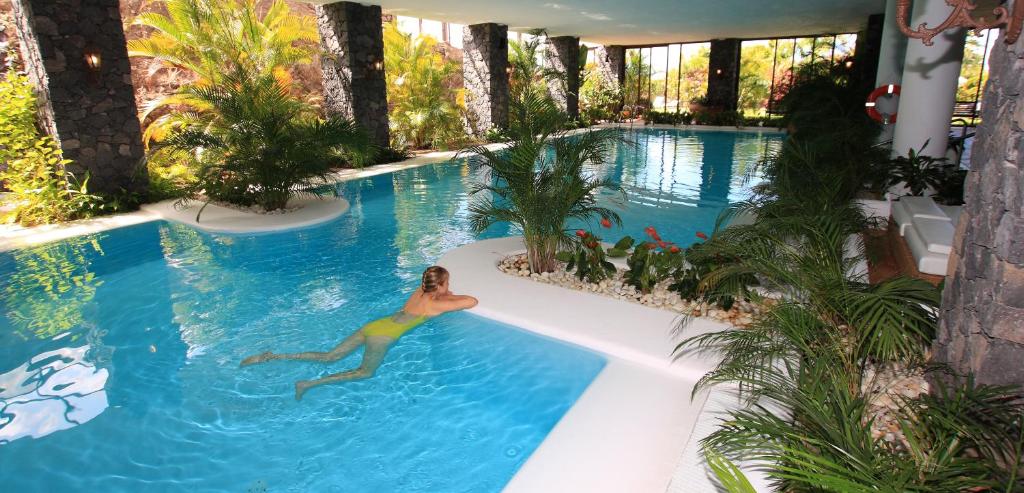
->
[896,0,1022,45]
[83,46,102,85]
[371,59,384,71]
[83,46,102,72]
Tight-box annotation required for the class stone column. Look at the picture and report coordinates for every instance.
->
[874,0,910,142]
[10,0,146,195]
[934,23,1024,388]
[545,35,580,118]
[891,0,966,158]
[462,23,509,136]
[315,1,389,148]
[852,14,884,94]
[706,39,741,112]
[594,45,625,91]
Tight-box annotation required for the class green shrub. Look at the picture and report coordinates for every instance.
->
[0,72,103,226]
[580,72,623,125]
[162,70,375,215]
[646,111,692,125]
[693,109,743,126]
[556,230,617,283]
[885,141,949,196]
[384,22,466,150]
[624,226,684,294]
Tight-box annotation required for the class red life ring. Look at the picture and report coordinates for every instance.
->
[865,84,901,124]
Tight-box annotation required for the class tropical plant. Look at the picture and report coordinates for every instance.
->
[160,70,375,216]
[624,227,684,294]
[670,231,753,310]
[646,110,692,125]
[886,141,949,196]
[467,89,623,273]
[508,30,562,101]
[556,229,619,283]
[932,165,967,206]
[127,0,318,145]
[0,71,103,226]
[579,67,623,125]
[672,208,1024,491]
[383,22,466,149]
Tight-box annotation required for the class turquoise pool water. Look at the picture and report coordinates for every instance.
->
[0,128,780,491]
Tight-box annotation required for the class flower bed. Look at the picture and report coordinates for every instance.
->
[498,253,761,327]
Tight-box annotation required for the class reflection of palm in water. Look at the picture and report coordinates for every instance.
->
[0,345,109,444]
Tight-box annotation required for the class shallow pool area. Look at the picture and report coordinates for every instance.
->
[0,128,781,491]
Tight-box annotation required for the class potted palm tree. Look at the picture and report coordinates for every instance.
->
[466,89,624,273]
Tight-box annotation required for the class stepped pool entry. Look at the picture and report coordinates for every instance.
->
[0,128,782,491]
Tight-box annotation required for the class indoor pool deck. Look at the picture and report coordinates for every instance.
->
[438,237,768,492]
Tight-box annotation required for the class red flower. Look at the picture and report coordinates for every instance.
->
[696,231,708,240]
[576,229,587,238]
[657,241,668,249]
[670,245,681,253]
[644,226,655,235]
[600,218,612,228]
[587,241,598,249]
[645,242,657,250]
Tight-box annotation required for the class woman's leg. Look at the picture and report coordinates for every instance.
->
[240,331,366,367]
[294,336,393,400]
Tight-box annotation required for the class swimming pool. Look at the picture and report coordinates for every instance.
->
[0,128,781,491]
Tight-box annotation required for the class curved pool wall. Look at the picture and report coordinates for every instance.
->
[0,128,781,492]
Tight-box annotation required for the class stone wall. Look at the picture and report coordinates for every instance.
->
[10,0,146,194]
[315,1,389,148]
[594,45,625,91]
[706,39,741,111]
[852,13,884,94]
[462,23,508,136]
[934,24,1024,388]
[545,36,580,118]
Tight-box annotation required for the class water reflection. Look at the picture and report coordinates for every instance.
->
[1,237,104,341]
[0,345,109,444]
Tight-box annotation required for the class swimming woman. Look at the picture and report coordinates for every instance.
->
[241,266,477,400]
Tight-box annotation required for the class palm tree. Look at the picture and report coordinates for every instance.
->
[161,70,374,216]
[466,89,623,273]
[508,30,562,101]
[383,22,465,150]
[127,0,318,145]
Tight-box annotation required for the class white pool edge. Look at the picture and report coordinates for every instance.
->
[438,237,769,493]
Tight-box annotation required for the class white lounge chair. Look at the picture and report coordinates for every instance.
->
[891,196,951,236]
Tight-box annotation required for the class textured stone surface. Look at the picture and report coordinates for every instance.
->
[315,1,389,147]
[545,36,580,118]
[10,0,146,194]
[852,13,884,93]
[462,23,508,136]
[935,23,1024,388]
[706,39,741,111]
[594,45,625,91]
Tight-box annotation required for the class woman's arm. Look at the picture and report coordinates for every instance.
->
[433,294,478,313]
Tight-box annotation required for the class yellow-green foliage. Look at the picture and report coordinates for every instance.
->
[384,23,466,150]
[0,72,101,226]
[2,235,104,340]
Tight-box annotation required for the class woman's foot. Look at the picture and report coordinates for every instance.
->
[240,352,276,367]
[295,381,312,401]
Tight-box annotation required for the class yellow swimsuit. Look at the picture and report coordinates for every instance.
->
[361,311,429,340]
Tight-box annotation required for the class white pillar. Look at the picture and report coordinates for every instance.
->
[874,0,909,142]
[891,0,966,158]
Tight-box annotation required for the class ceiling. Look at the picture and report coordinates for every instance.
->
[309,0,886,45]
